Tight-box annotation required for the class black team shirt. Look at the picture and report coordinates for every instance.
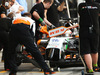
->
[47,0,60,27]
[30,2,45,30]
[78,2,100,37]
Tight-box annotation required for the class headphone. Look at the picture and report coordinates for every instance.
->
[5,2,9,7]
[5,0,9,7]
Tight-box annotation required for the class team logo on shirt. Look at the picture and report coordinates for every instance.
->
[82,6,98,10]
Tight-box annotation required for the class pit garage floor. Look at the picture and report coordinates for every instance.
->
[0,51,99,75]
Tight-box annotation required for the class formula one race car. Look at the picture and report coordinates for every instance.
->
[37,23,83,70]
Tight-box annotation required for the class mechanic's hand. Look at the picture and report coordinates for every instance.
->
[41,21,46,26]
[49,25,56,29]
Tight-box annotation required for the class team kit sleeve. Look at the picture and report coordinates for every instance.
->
[32,4,42,15]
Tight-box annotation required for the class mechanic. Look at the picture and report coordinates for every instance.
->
[7,0,24,18]
[0,0,12,18]
[30,0,55,43]
[16,0,28,15]
[0,16,13,71]
[78,0,100,73]
[46,0,66,27]
[7,13,55,75]
[95,0,100,67]
[68,0,77,18]
[0,0,13,71]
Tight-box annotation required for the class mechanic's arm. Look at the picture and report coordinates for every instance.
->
[19,6,24,12]
[1,14,6,18]
[33,11,51,25]
[57,1,65,11]
[16,6,24,13]
[44,18,52,26]
[32,11,47,26]
[44,18,56,28]
[44,9,47,19]
[44,9,56,28]
[32,11,41,20]
[44,10,52,26]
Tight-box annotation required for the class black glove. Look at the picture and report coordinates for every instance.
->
[41,21,46,26]
[49,25,56,29]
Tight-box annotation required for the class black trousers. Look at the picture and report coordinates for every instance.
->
[7,23,50,73]
[0,31,10,69]
[98,17,100,67]
[98,37,100,67]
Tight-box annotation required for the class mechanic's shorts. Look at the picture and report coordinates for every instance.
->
[79,34,99,55]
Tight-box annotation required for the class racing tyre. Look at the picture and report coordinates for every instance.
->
[51,48,60,61]
[45,48,60,61]
[61,51,65,60]
[16,53,23,66]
